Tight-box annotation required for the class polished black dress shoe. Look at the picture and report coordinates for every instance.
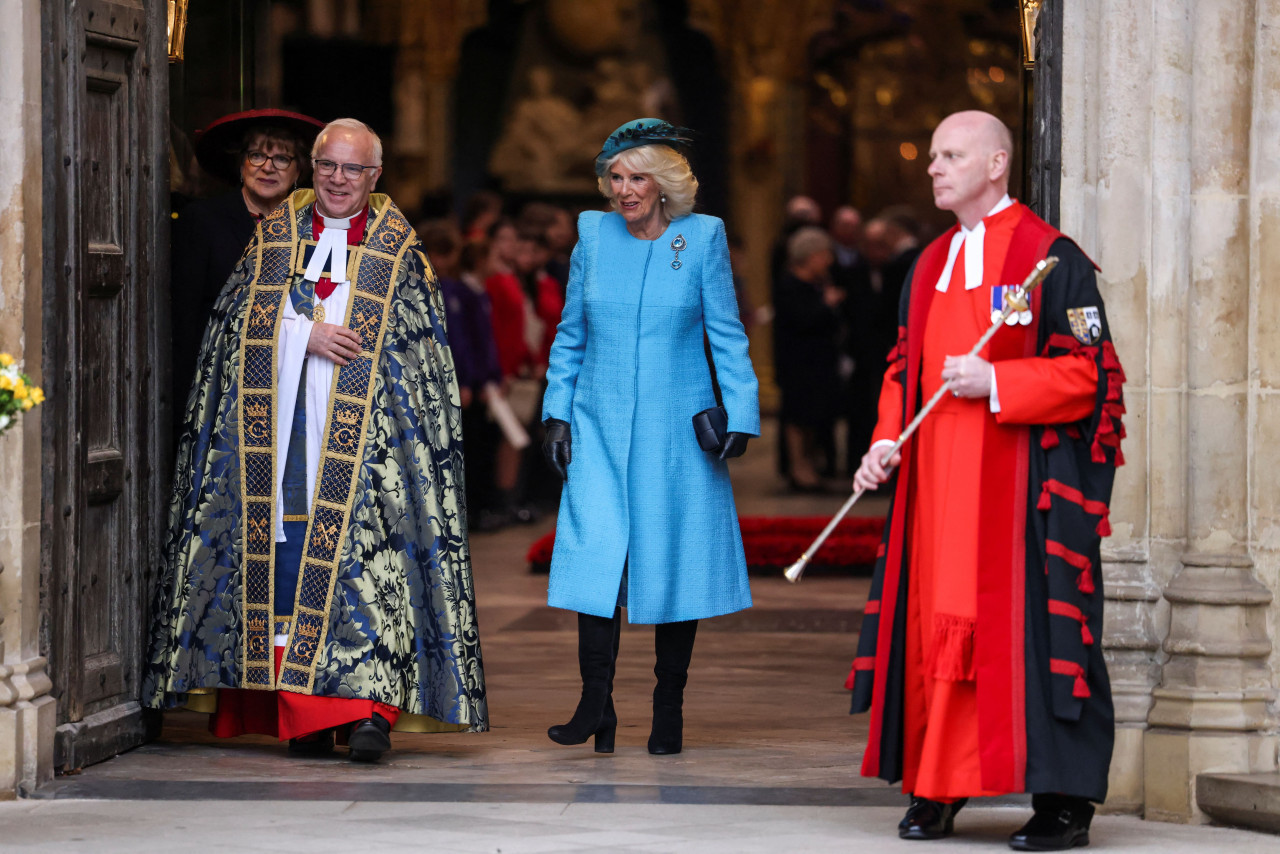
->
[287,729,334,756]
[347,714,392,763]
[1008,806,1092,851]
[898,796,967,840]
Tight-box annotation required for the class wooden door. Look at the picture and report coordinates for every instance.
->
[1026,0,1063,225]
[41,0,169,771]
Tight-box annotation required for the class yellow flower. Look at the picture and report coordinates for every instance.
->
[0,374,11,391]
[21,399,32,411]
[0,353,12,367]
[13,383,27,400]
[31,387,45,404]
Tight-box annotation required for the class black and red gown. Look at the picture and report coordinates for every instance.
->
[849,201,1126,802]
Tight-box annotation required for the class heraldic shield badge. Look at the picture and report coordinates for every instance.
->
[1067,305,1103,344]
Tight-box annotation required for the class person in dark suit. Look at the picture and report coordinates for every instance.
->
[829,205,872,474]
[843,208,921,467]
[772,226,844,490]
[770,196,823,479]
[170,110,323,424]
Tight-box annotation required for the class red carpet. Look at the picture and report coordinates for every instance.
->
[526,516,885,575]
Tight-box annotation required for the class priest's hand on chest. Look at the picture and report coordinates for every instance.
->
[307,322,363,366]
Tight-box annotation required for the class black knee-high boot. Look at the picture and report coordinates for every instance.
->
[548,609,621,753]
[649,619,698,755]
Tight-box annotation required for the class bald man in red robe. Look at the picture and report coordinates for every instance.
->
[850,111,1126,851]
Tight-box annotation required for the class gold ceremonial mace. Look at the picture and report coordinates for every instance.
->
[783,256,1061,583]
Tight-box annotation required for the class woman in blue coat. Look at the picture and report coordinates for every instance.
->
[541,119,760,756]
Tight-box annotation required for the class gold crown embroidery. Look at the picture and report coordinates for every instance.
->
[296,620,321,639]
[247,613,269,633]
[335,408,360,426]
[246,401,270,419]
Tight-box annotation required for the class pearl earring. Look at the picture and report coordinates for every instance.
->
[660,193,667,204]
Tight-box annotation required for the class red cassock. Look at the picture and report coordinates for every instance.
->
[850,203,1126,802]
[210,205,400,741]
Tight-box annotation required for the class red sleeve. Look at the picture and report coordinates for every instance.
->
[993,353,1098,425]
[870,363,905,446]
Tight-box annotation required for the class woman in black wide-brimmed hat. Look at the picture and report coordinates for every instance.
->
[170,109,324,420]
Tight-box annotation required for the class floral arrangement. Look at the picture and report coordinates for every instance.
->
[0,353,44,435]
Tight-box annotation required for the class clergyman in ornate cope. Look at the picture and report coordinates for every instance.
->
[143,118,487,763]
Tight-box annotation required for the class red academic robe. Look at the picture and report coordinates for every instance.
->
[850,202,1125,802]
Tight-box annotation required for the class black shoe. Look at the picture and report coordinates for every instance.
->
[548,610,620,753]
[287,729,335,756]
[648,620,697,755]
[347,714,392,763]
[1008,801,1093,851]
[898,796,967,840]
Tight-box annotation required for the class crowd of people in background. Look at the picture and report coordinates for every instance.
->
[415,192,574,531]
[770,195,924,490]
[426,187,924,523]
[169,107,927,531]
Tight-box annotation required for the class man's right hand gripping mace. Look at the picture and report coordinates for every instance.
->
[782,256,1060,583]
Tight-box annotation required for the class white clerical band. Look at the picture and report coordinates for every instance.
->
[303,213,356,284]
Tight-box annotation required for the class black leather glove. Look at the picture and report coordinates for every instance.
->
[717,432,750,461]
[543,418,571,480]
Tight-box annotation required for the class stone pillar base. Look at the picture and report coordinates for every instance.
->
[1143,729,1279,823]
[1102,724,1147,814]
[0,694,55,799]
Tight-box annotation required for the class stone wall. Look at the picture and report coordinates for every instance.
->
[1061,0,1279,822]
[0,0,53,799]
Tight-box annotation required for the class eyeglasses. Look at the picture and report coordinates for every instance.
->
[245,150,296,169]
[313,158,379,179]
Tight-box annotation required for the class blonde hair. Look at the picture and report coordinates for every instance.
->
[312,117,383,166]
[597,144,698,220]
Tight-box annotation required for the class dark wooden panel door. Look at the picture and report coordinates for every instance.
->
[1026,0,1063,226]
[42,0,168,771]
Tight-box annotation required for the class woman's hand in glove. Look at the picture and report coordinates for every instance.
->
[718,432,750,461]
[543,418,571,480]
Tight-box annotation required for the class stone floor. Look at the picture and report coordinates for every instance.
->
[38,428,887,796]
[2,424,1275,850]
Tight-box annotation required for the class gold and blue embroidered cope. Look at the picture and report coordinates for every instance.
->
[143,189,487,731]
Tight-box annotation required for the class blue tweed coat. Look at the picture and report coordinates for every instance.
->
[542,210,760,624]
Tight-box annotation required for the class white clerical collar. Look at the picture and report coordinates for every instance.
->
[303,211,359,284]
[935,194,1014,293]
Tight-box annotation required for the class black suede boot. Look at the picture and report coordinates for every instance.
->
[648,619,698,755]
[548,610,620,752]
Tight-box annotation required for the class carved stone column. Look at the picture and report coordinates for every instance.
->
[695,0,835,411]
[379,0,486,206]
[1144,0,1277,824]
[1251,0,1280,764]
[1059,0,1164,813]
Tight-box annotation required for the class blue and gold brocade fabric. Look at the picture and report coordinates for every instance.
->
[142,191,487,731]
